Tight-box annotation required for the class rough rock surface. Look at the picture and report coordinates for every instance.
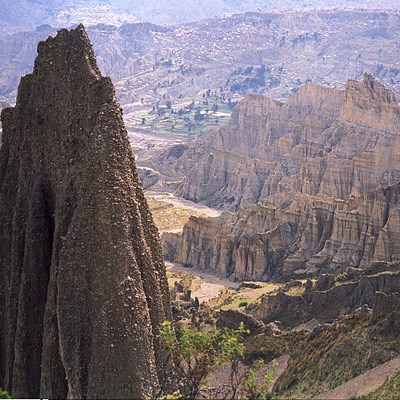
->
[173,74,400,211]
[165,75,400,279]
[162,232,182,262]
[139,166,160,189]
[216,309,265,333]
[0,25,171,399]
[254,272,400,328]
[177,182,400,279]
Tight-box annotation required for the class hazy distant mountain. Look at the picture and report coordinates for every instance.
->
[1,9,400,106]
[1,0,400,33]
[117,0,400,25]
[0,0,138,33]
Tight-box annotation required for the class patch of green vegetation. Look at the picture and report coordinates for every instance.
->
[167,270,202,293]
[279,280,306,296]
[129,96,232,136]
[159,321,275,400]
[220,295,249,311]
[362,371,400,400]
[0,388,10,399]
[211,283,281,312]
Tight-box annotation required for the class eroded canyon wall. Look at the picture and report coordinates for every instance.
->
[172,74,400,211]
[178,184,400,280]
[165,75,400,280]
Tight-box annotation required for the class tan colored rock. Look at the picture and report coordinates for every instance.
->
[164,75,400,279]
[166,74,400,211]
[177,183,400,280]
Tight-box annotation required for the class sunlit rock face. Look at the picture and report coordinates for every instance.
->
[178,183,400,280]
[175,74,400,211]
[0,25,171,399]
[167,75,400,280]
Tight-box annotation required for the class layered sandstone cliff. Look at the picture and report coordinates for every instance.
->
[177,182,400,279]
[163,75,400,280]
[0,25,171,399]
[167,74,400,211]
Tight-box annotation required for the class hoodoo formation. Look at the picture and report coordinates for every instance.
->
[0,25,171,399]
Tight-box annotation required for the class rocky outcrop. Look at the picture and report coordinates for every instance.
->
[177,181,400,280]
[0,25,171,399]
[162,232,182,262]
[216,309,265,333]
[254,272,400,328]
[139,166,160,189]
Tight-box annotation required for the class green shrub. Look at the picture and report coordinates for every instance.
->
[0,388,10,399]
[159,321,276,399]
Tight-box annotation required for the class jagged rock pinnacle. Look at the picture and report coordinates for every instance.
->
[0,25,171,399]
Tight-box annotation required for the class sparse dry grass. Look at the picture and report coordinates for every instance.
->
[207,282,282,311]
[147,196,207,232]
[274,313,400,398]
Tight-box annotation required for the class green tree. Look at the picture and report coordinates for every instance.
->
[0,388,10,399]
[158,321,276,399]
[159,321,246,399]
[241,359,277,400]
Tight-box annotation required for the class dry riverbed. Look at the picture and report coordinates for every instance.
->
[166,261,239,303]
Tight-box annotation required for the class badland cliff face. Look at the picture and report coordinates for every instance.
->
[174,74,400,210]
[164,75,400,280]
[0,25,171,399]
[179,183,400,280]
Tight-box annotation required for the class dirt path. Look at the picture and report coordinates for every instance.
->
[166,261,239,303]
[314,356,400,399]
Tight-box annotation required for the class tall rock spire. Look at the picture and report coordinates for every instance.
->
[0,24,171,399]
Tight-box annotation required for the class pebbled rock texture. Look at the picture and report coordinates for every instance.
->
[0,25,171,399]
